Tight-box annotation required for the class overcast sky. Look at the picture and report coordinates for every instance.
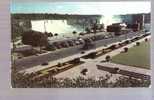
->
[11,2,150,15]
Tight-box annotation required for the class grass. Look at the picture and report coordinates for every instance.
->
[111,41,150,69]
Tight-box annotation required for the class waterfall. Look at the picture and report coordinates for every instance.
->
[31,20,83,36]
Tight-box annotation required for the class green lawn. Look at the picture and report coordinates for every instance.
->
[111,41,150,69]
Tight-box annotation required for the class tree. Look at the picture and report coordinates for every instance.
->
[72,31,77,37]
[22,30,48,52]
[49,32,53,37]
[54,33,58,38]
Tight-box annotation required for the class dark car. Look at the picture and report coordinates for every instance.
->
[60,41,69,48]
[78,38,85,44]
[53,42,62,49]
[46,44,56,51]
[67,40,74,47]
[41,62,49,66]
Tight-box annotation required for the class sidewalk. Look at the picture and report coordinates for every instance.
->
[97,62,151,76]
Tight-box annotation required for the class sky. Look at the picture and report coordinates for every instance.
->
[11,2,150,15]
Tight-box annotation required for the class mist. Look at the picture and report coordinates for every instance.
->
[31,15,123,35]
[100,15,122,28]
[31,20,84,36]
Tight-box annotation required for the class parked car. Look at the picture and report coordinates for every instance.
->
[46,44,56,51]
[67,40,74,47]
[60,41,69,48]
[53,42,62,49]
[41,62,48,66]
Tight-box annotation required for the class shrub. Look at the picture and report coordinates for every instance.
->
[72,31,77,36]
[81,68,88,75]
[124,47,128,52]
[102,49,105,53]
[81,51,85,54]
[105,55,111,62]
[118,43,122,47]
[57,62,62,67]
[71,58,80,64]
[124,40,130,44]
[145,38,148,42]
[108,44,117,50]
[136,42,140,46]
[89,52,97,59]
[11,71,151,88]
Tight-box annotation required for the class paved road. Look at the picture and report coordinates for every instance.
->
[14,31,144,71]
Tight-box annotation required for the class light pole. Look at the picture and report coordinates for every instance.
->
[44,20,47,33]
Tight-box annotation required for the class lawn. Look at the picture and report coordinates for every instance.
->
[111,41,150,69]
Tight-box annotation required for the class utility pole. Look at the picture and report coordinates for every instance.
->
[142,14,145,31]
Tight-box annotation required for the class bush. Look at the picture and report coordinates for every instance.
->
[11,71,151,88]
[145,38,148,42]
[81,51,85,54]
[88,52,97,59]
[108,44,117,50]
[71,58,80,64]
[57,62,62,67]
[81,68,88,75]
[136,42,140,46]
[118,43,122,47]
[124,47,128,52]
[124,40,130,44]
[105,55,111,62]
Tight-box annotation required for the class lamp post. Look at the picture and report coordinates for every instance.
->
[44,20,47,33]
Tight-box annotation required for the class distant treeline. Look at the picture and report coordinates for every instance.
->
[11,13,102,20]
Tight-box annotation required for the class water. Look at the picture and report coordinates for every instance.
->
[31,16,122,37]
[31,20,84,37]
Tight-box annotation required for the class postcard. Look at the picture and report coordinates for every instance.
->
[11,1,151,88]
